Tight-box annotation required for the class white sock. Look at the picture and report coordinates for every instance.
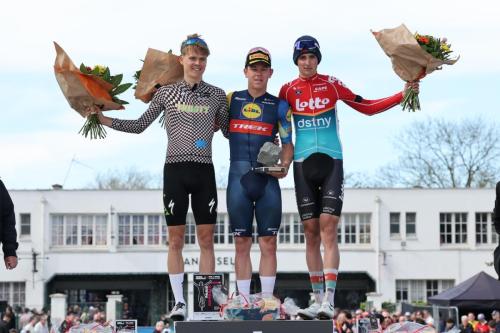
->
[169,273,185,304]
[260,276,276,298]
[237,279,251,297]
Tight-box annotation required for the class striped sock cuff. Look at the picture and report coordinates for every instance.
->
[324,268,338,290]
[309,271,324,292]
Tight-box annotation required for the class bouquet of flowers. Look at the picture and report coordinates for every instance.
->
[134,48,183,103]
[372,24,459,112]
[53,42,132,139]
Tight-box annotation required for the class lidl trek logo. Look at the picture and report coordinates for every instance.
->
[242,103,262,119]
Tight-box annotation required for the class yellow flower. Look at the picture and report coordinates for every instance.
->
[93,65,107,75]
[440,43,450,52]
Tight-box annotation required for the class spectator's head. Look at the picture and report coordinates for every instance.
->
[445,318,454,329]
[66,311,76,321]
[155,321,164,331]
[399,315,406,324]
[477,314,486,322]
[8,329,17,333]
[415,318,426,325]
[2,313,12,323]
[405,312,411,319]
[416,311,423,319]
[468,312,476,321]
[492,310,500,321]
[461,315,469,326]
[39,316,47,325]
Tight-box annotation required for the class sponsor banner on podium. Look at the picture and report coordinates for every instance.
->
[115,319,137,333]
[192,273,224,320]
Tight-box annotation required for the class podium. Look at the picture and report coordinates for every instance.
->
[175,320,333,333]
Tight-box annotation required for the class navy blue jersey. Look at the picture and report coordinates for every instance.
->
[226,90,292,162]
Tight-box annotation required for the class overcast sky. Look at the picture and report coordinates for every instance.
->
[1,0,499,189]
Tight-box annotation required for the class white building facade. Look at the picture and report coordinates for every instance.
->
[2,188,498,323]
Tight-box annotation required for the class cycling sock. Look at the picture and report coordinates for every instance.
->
[169,273,186,304]
[237,279,251,297]
[309,271,324,304]
[260,275,276,298]
[324,268,338,305]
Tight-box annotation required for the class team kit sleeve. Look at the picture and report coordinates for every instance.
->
[278,84,289,103]
[277,100,293,145]
[111,86,168,133]
[215,90,230,139]
[333,78,403,116]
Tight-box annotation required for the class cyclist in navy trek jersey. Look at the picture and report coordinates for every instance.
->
[279,36,419,319]
[224,47,293,299]
[90,34,229,321]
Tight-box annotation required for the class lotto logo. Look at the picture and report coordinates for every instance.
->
[295,97,330,111]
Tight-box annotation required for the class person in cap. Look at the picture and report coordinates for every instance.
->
[93,33,229,321]
[279,35,419,320]
[224,47,293,299]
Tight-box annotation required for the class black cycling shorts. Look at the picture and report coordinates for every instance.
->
[293,153,344,221]
[163,162,218,226]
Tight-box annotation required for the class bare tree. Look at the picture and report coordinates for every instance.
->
[385,117,500,188]
[88,168,161,190]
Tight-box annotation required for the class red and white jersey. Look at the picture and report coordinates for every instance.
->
[279,74,403,160]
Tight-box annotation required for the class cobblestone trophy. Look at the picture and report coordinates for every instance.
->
[253,142,285,173]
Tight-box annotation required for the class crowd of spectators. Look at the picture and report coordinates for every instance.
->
[1,303,499,333]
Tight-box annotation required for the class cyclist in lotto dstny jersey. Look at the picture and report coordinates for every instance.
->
[94,34,229,321]
[225,47,293,300]
[279,35,419,320]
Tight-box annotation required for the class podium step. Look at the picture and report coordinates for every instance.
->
[174,320,333,333]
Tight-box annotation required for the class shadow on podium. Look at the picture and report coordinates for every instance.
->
[175,320,333,333]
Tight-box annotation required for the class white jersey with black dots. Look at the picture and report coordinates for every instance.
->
[111,80,229,164]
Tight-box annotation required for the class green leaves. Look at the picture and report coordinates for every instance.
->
[78,113,107,139]
[110,74,123,87]
[111,83,132,96]
[401,86,420,112]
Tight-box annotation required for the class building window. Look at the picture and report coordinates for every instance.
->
[390,212,400,237]
[344,214,356,243]
[20,214,31,236]
[292,214,305,244]
[426,280,439,298]
[185,214,196,245]
[338,213,372,245]
[396,279,454,303]
[0,282,25,307]
[147,215,161,245]
[214,215,225,244]
[51,214,108,247]
[359,213,371,244]
[475,212,497,245]
[118,214,168,246]
[406,212,416,237]
[252,223,259,244]
[440,213,467,244]
[279,214,291,244]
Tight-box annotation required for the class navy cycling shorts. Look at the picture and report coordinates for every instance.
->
[227,161,282,237]
[294,153,344,221]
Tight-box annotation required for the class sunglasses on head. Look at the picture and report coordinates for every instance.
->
[294,40,319,51]
[184,37,208,49]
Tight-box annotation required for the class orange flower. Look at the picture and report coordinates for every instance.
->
[418,36,429,44]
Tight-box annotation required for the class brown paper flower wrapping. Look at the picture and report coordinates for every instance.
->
[134,48,184,103]
[53,42,124,117]
[372,24,459,82]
